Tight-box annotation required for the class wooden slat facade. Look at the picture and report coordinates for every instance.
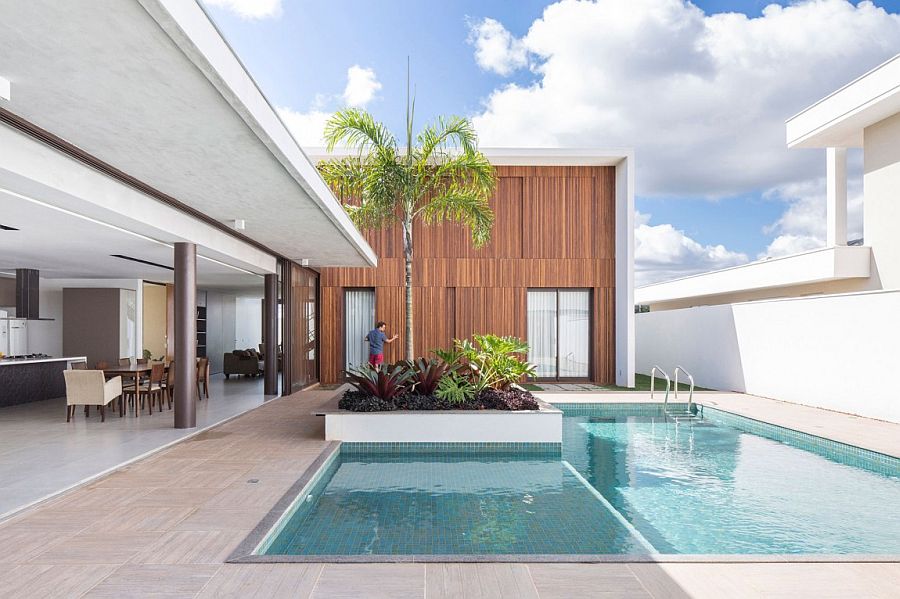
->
[317,165,617,384]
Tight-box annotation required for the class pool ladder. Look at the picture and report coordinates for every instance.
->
[651,365,698,421]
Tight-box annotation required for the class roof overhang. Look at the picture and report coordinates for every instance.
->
[306,147,633,166]
[0,0,375,267]
[635,246,871,306]
[786,54,900,149]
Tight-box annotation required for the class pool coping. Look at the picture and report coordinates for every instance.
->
[228,403,900,564]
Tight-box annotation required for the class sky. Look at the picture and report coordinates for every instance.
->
[200,0,900,285]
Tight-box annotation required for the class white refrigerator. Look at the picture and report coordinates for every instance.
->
[0,310,27,355]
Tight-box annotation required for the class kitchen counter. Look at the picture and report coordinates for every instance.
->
[0,357,88,407]
[0,356,87,367]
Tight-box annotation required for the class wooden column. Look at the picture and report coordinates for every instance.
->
[264,272,278,395]
[174,242,197,429]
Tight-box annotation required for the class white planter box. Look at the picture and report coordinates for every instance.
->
[321,402,562,444]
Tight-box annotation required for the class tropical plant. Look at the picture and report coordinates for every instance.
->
[406,358,449,395]
[320,70,497,361]
[434,334,536,391]
[434,371,476,405]
[344,363,411,402]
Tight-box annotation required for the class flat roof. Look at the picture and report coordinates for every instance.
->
[306,147,633,166]
[635,246,871,306]
[786,54,900,148]
[0,0,376,267]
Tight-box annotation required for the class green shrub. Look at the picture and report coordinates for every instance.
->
[435,371,476,404]
[433,334,536,391]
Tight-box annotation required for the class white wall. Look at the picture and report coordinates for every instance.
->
[235,296,262,351]
[864,112,900,290]
[636,290,900,423]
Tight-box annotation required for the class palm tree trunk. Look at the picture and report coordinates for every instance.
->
[403,215,414,360]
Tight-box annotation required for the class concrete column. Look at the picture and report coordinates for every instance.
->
[174,242,197,429]
[826,147,848,247]
[264,273,278,395]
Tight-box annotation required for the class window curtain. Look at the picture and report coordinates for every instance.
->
[344,289,375,370]
[527,290,557,378]
[558,290,590,378]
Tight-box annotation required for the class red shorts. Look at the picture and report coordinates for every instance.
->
[368,353,384,367]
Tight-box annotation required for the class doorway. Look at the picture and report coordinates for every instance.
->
[526,289,591,380]
[344,288,375,371]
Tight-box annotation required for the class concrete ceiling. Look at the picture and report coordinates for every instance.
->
[0,189,263,290]
[0,0,375,267]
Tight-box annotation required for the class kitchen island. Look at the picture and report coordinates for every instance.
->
[0,356,88,407]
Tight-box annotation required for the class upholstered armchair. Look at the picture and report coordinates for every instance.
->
[63,370,123,422]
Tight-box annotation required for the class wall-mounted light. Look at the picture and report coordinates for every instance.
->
[0,76,10,102]
[230,219,246,230]
[300,259,309,267]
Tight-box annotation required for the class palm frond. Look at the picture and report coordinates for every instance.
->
[430,151,496,196]
[324,108,397,153]
[418,184,495,248]
[416,116,477,164]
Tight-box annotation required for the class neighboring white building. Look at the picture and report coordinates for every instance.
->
[636,55,900,423]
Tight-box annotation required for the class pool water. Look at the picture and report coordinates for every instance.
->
[260,405,900,556]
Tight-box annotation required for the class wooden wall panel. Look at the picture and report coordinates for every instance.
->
[375,287,406,364]
[454,288,526,341]
[318,286,342,384]
[413,287,456,357]
[523,177,566,258]
[318,165,617,384]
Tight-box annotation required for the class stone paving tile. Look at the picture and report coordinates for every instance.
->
[527,563,651,598]
[28,531,165,565]
[0,564,116,598]
[195,563,323,599]
[426,563,539,599]
[311,563,424,599]
[83,564,221,598]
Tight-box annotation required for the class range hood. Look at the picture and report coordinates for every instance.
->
[1,269,55,321]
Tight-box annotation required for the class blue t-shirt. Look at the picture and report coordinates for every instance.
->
[366,329,386,355]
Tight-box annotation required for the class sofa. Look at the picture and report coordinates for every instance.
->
[223,349,263,378]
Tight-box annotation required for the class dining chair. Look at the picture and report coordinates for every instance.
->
[119,357,131,366]
[71,362,87,370]
[95,360,109,370]
[162,361,175,409]
[63,370,122,423]
[196,357,210,400]
[124,362,166,415]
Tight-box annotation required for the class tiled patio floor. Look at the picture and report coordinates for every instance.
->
[0,387,897,598]
[0,374,272,519]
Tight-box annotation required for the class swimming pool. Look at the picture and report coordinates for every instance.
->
[245,403,900,559]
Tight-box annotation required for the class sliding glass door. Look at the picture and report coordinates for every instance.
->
[527,289,591,380]
[344,289,375,371]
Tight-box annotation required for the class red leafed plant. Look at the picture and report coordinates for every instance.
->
[407,358,450,395]
[344,364,411,402]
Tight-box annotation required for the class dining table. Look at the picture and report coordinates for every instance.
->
[102,363,165,417]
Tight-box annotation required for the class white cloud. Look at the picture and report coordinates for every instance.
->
[635,211,748,286]
[203,0,282,20]
[279,66,382,147]
[277,106,332,147]
[468,17,529,76]
[470,0,900,197]
[760,176,864,258]
[342,66,383,108]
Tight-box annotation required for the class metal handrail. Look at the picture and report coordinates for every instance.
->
[650,365,670,407]
[674,366,695,413]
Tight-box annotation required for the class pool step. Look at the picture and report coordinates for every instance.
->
[665,410,700,421]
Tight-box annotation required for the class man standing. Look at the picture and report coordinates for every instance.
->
[365,321,398,369]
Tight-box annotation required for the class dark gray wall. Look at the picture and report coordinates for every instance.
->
[0,277,15,308]
[63,288,121,367]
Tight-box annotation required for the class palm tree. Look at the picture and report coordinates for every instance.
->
[320,83,496,361]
